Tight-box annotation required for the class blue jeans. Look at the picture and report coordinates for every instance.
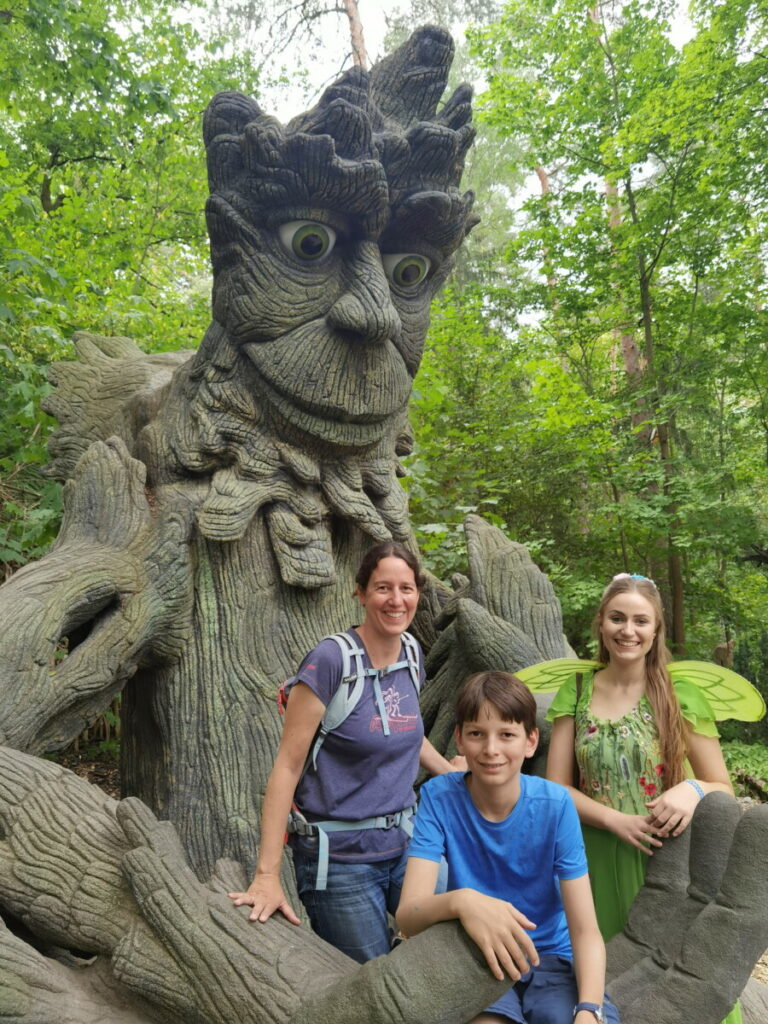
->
[292,846,409,963]
[483,954,621,1024]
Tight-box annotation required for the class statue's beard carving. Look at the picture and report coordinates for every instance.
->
[148,322,412,589]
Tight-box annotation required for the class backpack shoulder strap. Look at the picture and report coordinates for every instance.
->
[401,631,422,693]
[309,633,369,768]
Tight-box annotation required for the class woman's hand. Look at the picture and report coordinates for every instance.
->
[645,781,701,837]
[455,889,539,981]
[228,872,301,925]
[606,808,663,854]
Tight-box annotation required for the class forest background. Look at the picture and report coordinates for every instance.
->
[2,0,768,779]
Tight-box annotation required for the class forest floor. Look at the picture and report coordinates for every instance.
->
[54,747,768,984]
[57,746,120,799]
[753,953,768,985]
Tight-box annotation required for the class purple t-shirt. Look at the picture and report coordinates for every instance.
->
[287,629,425,862]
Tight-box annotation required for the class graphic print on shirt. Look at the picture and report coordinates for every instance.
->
[369,682,419,733]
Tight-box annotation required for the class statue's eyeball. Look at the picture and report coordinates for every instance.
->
[279,221,337,261]
[382,253,431,288]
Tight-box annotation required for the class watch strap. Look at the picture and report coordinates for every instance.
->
[573,1002,605,1023]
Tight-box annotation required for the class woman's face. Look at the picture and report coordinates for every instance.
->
[600,590,658,666]
[357,556,419,638]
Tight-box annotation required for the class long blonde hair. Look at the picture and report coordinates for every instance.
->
[594,575,687,789]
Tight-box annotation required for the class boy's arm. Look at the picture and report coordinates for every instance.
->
[560,874,608,1020]
[396,857,539,981]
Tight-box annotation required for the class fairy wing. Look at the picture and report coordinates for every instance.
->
[515,658,603,693]
[669,662,766,722]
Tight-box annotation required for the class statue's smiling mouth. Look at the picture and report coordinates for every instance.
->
[243,320,412,435]
[243,336,410,448]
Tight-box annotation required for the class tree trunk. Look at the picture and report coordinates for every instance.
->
[342,0,366,68]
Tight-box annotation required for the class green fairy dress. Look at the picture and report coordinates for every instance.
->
[546,671,743,1024]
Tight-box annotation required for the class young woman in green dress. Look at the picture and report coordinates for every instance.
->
[545,572,742,1024]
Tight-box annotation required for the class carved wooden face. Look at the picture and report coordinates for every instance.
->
[207,191,456,449]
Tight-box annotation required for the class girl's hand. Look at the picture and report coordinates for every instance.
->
[607,808,663,854]
[645,781,701,837]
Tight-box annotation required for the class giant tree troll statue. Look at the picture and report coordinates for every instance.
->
[0,26,767,1024]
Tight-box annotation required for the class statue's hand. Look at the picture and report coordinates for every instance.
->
[114,798,348,1024]
[0,746,134,952]
[0,437,193,754]
[0,913,161,1024]
[606,794,768,1024]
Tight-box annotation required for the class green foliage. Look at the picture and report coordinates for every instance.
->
[716,628,768,746]
[404,285,524,576]
[0,0,263,573]
[0,351,61,568]
[405,0,768,650]
[721,742,768,802]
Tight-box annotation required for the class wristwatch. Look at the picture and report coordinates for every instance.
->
[573,1003,606,1023]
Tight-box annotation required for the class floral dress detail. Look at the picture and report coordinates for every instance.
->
[575,695,665,814]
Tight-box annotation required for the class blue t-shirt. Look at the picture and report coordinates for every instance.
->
[409,772,587,957]
[287,629,425,862]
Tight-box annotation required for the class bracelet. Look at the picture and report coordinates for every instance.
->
[685,778,705,800]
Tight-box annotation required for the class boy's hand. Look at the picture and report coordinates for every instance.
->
[455,889,539,981]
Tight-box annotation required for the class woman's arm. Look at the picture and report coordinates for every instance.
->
[419,736,466,775]
[687,728,734,793]
[396,857,538,981]
[228,682,325,924]
[560,875,607,1020]
[547,716,662,855]
[645,727,733,837]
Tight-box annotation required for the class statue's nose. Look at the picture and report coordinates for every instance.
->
[325,242,402,344]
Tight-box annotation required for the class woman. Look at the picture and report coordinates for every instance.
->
[229,540,460,963]
[545,572,741,1023]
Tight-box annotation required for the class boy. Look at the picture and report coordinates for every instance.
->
[396,671,619,1024]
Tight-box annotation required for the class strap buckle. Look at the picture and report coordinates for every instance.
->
[287,809,317,838]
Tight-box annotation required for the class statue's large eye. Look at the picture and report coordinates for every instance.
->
[279,221,337,261]
[382,253,431,288]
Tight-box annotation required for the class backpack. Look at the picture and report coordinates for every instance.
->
[278,630,422,772]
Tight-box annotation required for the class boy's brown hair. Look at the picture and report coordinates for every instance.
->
[455,671,538,736]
